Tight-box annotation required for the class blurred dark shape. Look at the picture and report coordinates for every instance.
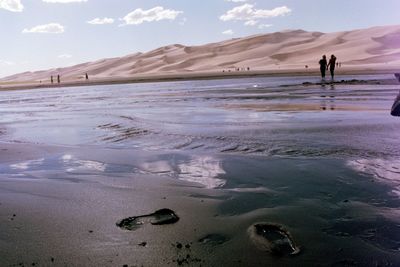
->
[391,73,400,116]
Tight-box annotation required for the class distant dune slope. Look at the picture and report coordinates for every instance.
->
[2,25,400,82]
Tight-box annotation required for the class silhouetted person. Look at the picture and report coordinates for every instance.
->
[327,54,337,80]
[51,76,54,84]
[319,55,327,79]
[57,75,60,84]
[85,73,89,80]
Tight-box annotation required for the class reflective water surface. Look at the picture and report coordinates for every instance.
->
[0,75,399,266]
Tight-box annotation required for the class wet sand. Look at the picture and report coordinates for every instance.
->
[1,67,399,92]
[1,74,400,266]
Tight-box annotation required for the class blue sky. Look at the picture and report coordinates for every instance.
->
[0,0,399,78]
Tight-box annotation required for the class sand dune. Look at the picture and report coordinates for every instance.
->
[2,25,400,82]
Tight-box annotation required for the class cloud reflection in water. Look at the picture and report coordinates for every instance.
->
[178,156,226,189]
[10,158,44,170]
[348,158,400,196]
[61,154,106,172]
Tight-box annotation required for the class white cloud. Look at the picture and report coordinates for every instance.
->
[121,6,182,25]
[87,17,114,25]
[0,60,16,66]
[58,54,72,59]
[220,4,291,21]
[42,0,88,3]
[258,23,272,29]
[22,23,65,34]
[0,0,23,12]
[179,17,187,26]
[244,20,258,26]
[222,29,234,35]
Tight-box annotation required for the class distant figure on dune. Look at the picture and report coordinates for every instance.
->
[51,75,53,84]
[57,75,60,84]
[319,55,327,79]
[327,54,337,80]
[85,73,89,80]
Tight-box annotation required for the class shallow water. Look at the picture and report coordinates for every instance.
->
[0,75,399,266]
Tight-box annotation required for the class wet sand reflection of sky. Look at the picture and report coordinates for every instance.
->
[10,158,44,170]
[178,156,226,189]
[61,154,107,173]
[348,158,400,196]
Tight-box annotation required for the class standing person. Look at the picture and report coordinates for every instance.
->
[85,73,89,80]
[57,75,60,84]
[51,75,53,84]
[327,54,337,80]
[319,55,327,80]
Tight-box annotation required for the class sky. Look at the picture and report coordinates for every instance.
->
[0,0,399,78]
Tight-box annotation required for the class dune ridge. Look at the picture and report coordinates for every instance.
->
[2,25,400,82]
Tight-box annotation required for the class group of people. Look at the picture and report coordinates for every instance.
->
[50,73,89,84]
[319,54,337,80]
[50,75,61,84]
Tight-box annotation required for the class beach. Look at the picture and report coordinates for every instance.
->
[1,74,400,266]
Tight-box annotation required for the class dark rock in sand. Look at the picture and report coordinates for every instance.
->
[116,208,179,231]
[248,222,301,256]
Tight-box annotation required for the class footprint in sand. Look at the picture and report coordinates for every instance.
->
[198,234,229,246]
[248,223,301,256]
[116,208,179,231]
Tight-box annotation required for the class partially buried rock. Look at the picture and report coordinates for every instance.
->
[248,223,301,256]
[116,208,179,231]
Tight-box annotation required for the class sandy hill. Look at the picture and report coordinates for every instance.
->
[2,25,400,82]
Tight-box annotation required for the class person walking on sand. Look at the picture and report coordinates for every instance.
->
[319,55,327,80]
[327,54,337,80]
